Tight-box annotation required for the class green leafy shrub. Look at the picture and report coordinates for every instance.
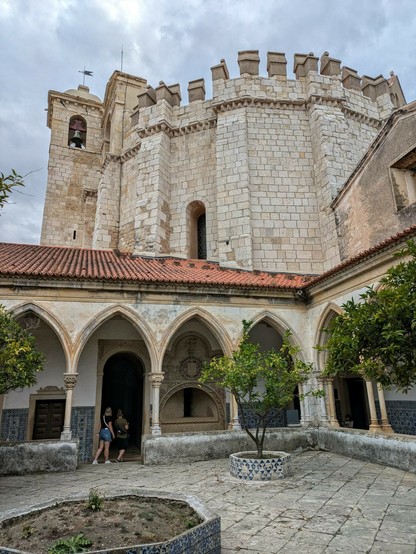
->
[48,533,93,553]
[86,488,104,512]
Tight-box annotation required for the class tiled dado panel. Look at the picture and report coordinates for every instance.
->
[375,400,416,436]
[71,406,95,461]
[1,409,28,441]
[239,405,286,429]
[0,407,95,461]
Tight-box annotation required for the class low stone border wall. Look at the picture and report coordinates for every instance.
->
[142,427,313,465]
[315,427,416,473]
[0,439,78,476]
[142,427,416,473]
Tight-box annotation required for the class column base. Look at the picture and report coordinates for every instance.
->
[151,424,162,436]
[381,421,394,434]
[60,430,73,440]
[368,422,383,433]
[230,419,241,431]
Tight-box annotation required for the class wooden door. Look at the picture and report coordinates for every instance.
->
[33,399,65,440]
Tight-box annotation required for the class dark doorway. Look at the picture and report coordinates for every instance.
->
[101,353,144,448]
[346,378,368,430]
[33,399,65,439]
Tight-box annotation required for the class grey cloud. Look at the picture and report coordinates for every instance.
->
[0,0,415,244]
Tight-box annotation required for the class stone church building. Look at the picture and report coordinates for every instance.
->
[1,50,415,461]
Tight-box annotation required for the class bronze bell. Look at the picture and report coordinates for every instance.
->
[72,130,84,148]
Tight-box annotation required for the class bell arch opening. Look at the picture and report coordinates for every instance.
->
[68,115,87,149]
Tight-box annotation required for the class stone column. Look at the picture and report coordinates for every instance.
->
[149,373,164,436]
[298,383,311,426]
[377,383,394,434]
[317,378,329,425]
[61,373,78,440]
[365,380,382,432]
[325,379,339,427]
[229,394,241,431]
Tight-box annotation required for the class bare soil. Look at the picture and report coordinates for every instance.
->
[0,496,202,553]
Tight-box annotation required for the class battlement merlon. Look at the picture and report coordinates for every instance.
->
[128,50,406,140]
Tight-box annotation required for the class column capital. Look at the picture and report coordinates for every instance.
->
[63,372,78,390]
[149,372,164,388]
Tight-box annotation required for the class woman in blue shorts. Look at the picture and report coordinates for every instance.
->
[92,406,115,464]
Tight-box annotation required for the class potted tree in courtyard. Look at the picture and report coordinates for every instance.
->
[200,320,321,480]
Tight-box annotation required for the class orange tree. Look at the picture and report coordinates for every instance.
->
[200,320,321,458]
[322,240,416,392]
[0,305,44,395]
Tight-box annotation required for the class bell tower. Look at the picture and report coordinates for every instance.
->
[41,85,103,247]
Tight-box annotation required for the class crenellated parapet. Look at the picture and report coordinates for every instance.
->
[131,50,406,139]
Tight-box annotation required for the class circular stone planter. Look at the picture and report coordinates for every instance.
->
[0,490,221,554]
[229,451,291,481]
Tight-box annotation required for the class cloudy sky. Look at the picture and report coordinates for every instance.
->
[0,0,415,245]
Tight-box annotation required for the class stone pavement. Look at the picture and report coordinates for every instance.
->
[1,450,416,553]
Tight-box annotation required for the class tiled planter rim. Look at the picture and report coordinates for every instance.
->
[0,490,221,554]
[229,450,291,481]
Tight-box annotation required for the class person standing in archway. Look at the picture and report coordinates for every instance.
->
[92,407,115,464]
[115,409,129,462]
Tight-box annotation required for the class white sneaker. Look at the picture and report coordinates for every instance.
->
[92,460,98,465]
[105,460,112,464]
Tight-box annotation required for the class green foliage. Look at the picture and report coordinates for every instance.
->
[22,525,36,539]
[0,170,24,211]
[86,488,104,512]
[200,320,320,458]
[322,240,416,392]
[0,305,44,395]
[48,533,93,553]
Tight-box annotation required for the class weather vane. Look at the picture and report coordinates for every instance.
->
[78,67,94,86]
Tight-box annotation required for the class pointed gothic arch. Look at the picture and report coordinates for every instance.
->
[159,307,233,360]
[314,303,343,370]
[72,305,157,370]
[247,310,306,359]
[10,302,72,369]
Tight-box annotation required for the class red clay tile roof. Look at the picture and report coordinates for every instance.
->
[1,225,415,292]
[0,243,312,290]
[306,224,416,288]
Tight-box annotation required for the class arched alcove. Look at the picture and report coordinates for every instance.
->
[160,317,225,432]
[317,306,369,430]
[76,311,152,459]
[245,319,294,427]
[2,309,68,441]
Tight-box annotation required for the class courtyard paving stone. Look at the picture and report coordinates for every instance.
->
[0,450,416,553]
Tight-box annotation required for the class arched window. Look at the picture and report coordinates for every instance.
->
[68,116,87,149]
[187,201,207,259]
[197,213,206,259]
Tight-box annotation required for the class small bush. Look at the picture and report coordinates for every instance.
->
[86,488,104,512]
[48,532,93,553]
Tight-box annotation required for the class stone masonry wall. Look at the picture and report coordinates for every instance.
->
[334,107,416,260]
[42,51,399,274]
[41,94,102,247]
